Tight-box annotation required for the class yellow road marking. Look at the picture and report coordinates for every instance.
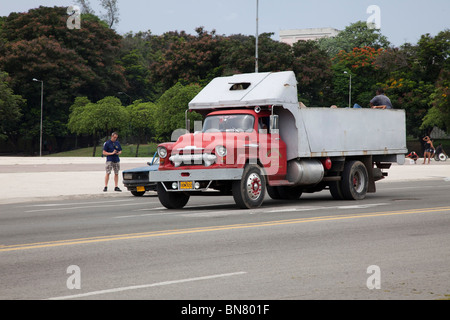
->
[2,206,450,252]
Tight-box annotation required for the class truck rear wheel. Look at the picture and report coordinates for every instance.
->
[232,165,266,209]
[156,183,190,209]
[329,180,344,200]
[341,161,368,200]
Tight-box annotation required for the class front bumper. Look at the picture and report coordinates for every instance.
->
[150,168,244,192]
[149,168,244,182]
[123,181,157,192]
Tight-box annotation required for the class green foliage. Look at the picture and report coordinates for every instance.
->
[0,71,25,141]
[331,47,386,108]
[69,96,128,136]
[423,69,450,132]
[415,30,450,83]
[0,6,127,152]
[118,49,154,102]
[418,31,450,132]
[318,21,390,56]
[127,101,156,156]
[154,83,203,141]
[292,40,332,107]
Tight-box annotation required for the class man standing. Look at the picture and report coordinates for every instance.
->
[370,88,393,109]
[103,132,122,192]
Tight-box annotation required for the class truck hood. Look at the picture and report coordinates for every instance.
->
[172,132,258,154]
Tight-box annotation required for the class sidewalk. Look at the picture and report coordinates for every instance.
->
[0,156,449,204]
[0,157,150,204]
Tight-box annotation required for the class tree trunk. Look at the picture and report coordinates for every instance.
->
[135,143,140,157]
[92,134,97,157]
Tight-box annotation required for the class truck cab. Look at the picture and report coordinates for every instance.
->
[154,106,288,208]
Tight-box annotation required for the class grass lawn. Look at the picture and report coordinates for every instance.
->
[48,143,158,157]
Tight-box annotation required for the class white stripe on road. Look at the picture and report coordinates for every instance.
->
[115,203,390,218]
[269,203,388,214]
[24,202,157,213]
[22,199,135,207]
[48,271,247,300]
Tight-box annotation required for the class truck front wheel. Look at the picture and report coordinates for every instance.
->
[232,165,266,209]
[341,160,368,200]
[156,183,190,209]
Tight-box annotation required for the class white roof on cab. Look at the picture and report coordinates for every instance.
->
[188,71,299,110]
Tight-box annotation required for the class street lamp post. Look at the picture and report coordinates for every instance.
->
[33,78,44,157]
[255,0,259,73]
[344,71,352,108]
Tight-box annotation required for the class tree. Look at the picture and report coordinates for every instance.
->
[332,47,385,108]
[152,28,224,92]
[422,68,450,133]
[220,32,293,75]
[75,0,95,14]
[100,0,120,29]
[154,83,203,141]
[127,101,156,156]
[318,21,390,57]
[415,30,450,83]
[375,30,450,137]
[0,6,127,153]
[118,49,153,102]
[292,40,332,107]
[75,0,120,28]
[0,71,25,146]
[68,96,128,156]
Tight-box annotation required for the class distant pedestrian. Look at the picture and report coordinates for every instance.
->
[370,88,393,109]
[406,151,419,164]
[103,132,122,192]
[422,135,434,164]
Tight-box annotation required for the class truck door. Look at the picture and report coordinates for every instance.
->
[258,116,286,177]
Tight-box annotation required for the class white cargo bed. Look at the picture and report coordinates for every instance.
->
[279,106,407,161]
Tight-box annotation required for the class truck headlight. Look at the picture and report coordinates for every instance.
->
[215,145,227,157]
[157,146,168,159]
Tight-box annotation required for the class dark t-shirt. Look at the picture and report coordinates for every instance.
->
[370,94,393,109]
[103,139,122,162]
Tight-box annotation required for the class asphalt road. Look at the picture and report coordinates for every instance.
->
[1,178,450,301]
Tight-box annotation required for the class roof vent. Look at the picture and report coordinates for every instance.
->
[229,82,251,91]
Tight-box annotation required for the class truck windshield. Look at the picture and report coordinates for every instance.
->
[203,114,255,133]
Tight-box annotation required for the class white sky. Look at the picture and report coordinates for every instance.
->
[1,0,449,46]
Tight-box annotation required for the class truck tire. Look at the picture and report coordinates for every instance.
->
[329,181,344,200]
[341,160,368,200]
[232,164,266,209]
[131,191,145,196]
[156,183,190,209]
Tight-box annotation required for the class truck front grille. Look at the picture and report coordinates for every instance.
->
[169,153,217,167]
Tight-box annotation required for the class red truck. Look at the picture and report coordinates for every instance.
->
[150,71,407,209]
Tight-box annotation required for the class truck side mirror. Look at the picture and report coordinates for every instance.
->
[185,109,190,133]
[270,115,279,134]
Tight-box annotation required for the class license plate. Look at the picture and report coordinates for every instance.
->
[136,186,145,192]
[180,181,193,189]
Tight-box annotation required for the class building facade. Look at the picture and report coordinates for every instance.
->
[279,27,340,46]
